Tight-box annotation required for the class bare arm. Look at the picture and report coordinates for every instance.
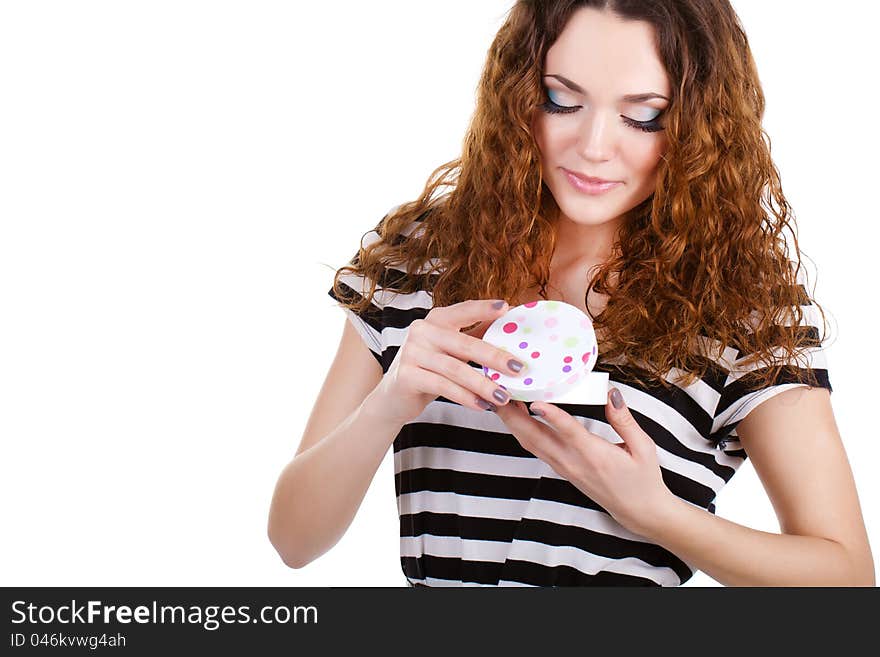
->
[267,319,401,569]
[267,298,523,569]
[267,391,405,569]
[641,387,875,586]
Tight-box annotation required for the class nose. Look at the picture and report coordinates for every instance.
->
[576,111,615,162]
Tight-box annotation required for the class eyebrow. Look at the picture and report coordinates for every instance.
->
[543,74,669,103]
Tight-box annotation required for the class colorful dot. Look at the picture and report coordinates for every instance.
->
[544,391,555,399]
[491,373,500,380]
[563,356,572,363]
[562,365,572,373]
[567,373,580,384]
[544,317,558,329]
[592,345,597,354]
[530,351,541,359]
[503,322,518,334]
[524,301,538,308]
[549,334,558,342]
[523,378,533,385]
[518,341,528,349]
[545,301,560,311]
[582,352,590,363]
[564,336,578,347]
[483,365,488,373]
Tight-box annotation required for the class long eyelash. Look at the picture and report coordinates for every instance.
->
[623,117,664,133]
[539,97,665,133]
[539,98,579,115]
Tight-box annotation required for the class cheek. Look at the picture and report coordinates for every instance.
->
[628,137,667,175]
[532,114,570,159]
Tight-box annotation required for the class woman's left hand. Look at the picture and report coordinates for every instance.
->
[493,387,675,537]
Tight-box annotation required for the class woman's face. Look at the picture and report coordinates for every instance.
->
[531,7,671,229]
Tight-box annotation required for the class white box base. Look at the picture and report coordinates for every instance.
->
[474,367,610,405]
[534,371,609,405]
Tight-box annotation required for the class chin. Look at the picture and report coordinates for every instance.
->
[556,197,626,224]
[559,210,622,226]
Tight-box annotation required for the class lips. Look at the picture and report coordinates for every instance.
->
[562,168,621,185]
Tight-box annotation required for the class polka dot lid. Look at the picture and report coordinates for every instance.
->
[481,300,599,402]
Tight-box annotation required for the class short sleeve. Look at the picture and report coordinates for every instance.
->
[326,209,436,373]
[711,266,833,446]
[327,266,387,368]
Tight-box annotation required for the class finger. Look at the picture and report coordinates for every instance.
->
[497,400,543,423]
[417,350,514,408]
[495,399,560,443]
[494,399,527,417]
[495,401,569,472]
[527,403,606,447]
[604,387,651,456]
[406,345,503,413]
[419,321,527,380]
[425,298,509,330]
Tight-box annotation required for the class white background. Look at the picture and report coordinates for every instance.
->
[1,1,876,587]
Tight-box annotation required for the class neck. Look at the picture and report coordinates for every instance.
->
[551,210,622,269]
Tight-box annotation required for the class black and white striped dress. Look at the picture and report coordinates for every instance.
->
[327,215,833,587]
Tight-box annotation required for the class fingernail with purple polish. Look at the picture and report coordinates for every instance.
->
[476,398,497,412]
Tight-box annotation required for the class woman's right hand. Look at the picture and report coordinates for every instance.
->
[370,299,527,425]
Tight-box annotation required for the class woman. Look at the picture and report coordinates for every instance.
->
[268,0,874,586]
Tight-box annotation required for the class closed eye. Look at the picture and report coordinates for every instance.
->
[539,89,665,134]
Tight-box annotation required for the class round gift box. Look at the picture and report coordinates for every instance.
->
[481,299,598,402]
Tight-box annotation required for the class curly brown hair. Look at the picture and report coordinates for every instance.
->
[330,0,832,394]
